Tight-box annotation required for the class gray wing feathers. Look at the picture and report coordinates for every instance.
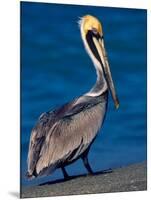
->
[27,111,55,175]
[36,103,105,175]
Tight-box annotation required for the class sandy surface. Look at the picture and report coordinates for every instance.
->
[21,162,147,198]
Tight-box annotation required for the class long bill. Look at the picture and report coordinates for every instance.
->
[92,35,119,109]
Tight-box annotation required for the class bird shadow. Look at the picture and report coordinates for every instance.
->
[39,168,113,186]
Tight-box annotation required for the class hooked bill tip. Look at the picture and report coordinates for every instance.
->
[115,100,120,109]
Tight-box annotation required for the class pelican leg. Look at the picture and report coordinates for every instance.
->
[61,166,70,179]
[81,150,94,175]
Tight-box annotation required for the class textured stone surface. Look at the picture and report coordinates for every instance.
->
[21,162,147,198]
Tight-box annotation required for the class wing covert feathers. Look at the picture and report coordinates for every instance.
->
[36,103,105,175]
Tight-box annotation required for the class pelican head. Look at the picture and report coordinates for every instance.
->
[80,15,103,37]
[79,15,119,109]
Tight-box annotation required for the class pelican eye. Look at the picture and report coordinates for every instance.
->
[91,27,98,35]
[90,28,103,41]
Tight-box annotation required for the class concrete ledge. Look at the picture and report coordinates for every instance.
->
[21,162,147,198]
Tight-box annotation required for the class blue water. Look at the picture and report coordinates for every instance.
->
[21,2,147,186]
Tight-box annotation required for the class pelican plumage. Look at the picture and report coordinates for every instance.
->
[26,15,119,179]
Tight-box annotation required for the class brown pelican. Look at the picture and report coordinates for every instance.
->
[26,15,119,180]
